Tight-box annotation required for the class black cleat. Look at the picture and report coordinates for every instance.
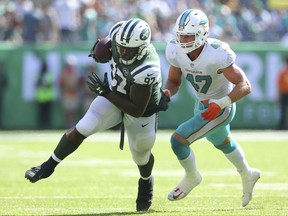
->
[25,163,54,183]
[136,176,154,212]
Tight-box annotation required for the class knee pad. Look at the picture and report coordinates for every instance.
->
[171,135,190,160]
[214,140,237,154]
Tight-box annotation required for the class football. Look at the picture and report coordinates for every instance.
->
[92,38,112,63]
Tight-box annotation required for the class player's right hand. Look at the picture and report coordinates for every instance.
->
[87,72,111,97]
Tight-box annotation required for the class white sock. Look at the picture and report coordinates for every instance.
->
[225,145,250,173]
[179,150,198,177]
[173,150,201,194]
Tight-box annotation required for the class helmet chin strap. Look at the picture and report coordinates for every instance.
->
[136,44,148,60]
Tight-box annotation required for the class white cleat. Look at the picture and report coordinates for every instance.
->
[168,171,202,201]
[240,168,261,207]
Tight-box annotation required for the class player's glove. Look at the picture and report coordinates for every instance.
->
[158,89,171,112]
[142,89,171,116]
[87,72,111,97]
[201,96,231,120]
[201,102,221,120]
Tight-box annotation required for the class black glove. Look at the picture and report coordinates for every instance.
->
[87,72,111,97]
[143,89,171,116]
[157,89,171,112]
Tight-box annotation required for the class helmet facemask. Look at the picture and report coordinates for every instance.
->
[116,45,139,65]
[116,43,148,65]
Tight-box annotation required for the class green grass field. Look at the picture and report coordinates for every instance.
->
[0,130,287,216]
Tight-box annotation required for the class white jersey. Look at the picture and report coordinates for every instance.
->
[166,38,236,101]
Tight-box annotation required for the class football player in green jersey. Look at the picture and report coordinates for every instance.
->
[25,18,170,212]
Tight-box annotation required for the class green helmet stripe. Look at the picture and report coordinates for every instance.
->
[110,22,123,38]
[120,19,134,42]
[126,19,141,43]
[120,19,141,43]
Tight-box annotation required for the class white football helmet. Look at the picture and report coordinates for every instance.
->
[174,9,209,53]
[115,18,151,65]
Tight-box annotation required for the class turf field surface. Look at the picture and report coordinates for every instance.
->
[0,130,287,216]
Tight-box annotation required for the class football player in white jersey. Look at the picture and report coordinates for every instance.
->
[163,9,260,207]
[25,18,170,212]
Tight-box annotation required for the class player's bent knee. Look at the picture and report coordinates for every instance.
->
[133,152,151,166]
[171,135,190,160]
[214,140,237,154]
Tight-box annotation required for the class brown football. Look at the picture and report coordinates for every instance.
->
[93,38,112,63]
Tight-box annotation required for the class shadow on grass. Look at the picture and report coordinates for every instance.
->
[44,206,263,216]
[46,209,162,216]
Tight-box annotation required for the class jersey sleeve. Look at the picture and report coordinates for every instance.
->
[131,63,161,85]
[130,45,162,85]
[218,42,236,69]
[165,39,180,68]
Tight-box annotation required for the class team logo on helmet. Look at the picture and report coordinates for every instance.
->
[200,20,208,28]
[140,28,150,40]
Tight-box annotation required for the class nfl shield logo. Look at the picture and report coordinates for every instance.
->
[123,67,129,76]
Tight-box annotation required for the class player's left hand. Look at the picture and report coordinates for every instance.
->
[201,102,221,120]
[87,72,111,97]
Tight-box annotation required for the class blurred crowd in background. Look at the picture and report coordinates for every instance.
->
[1,0,288,44]
[1,0,288,130]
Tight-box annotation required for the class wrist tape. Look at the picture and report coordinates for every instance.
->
[210,96,232,109]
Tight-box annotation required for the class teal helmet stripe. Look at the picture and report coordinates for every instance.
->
[179,9,193,29]
[200,20,208,25]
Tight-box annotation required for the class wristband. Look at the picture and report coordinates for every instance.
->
[210,96,231,109]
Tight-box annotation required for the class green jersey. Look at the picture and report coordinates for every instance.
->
[109,22,162,116]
